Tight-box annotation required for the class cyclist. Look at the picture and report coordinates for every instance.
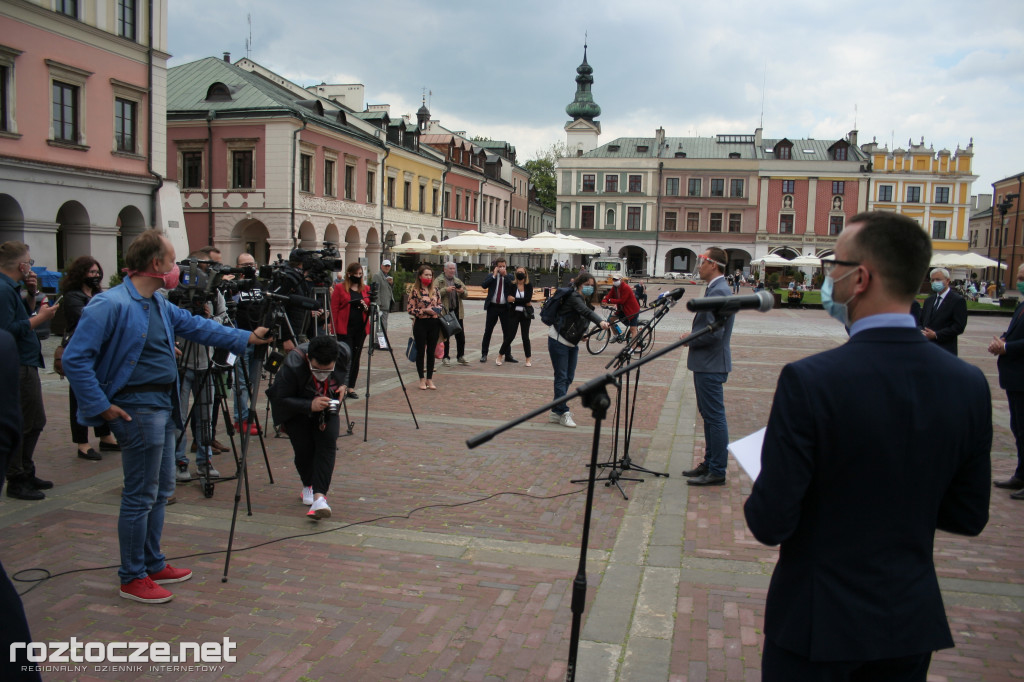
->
[602,276,641,343]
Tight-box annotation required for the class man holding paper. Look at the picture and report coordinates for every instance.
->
[744,212,991,681]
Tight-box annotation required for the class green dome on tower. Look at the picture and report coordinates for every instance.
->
[565,45,601,121]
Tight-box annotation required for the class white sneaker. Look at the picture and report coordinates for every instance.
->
[301,486,314,506]
[307,497,331,520]
[549,412,561,423]
[442,358,450,367]
[175,464,192,482]
[199,463,220,478]
[559,412,577,428]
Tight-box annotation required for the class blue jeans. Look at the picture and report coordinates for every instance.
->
[548,337,579,415]
[106,406,176,583]
[232,345,260,424]
[693,372,729,477]
[176,368,212,467]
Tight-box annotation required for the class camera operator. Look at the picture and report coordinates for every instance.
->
[265,335,350,520]
[276,249,324,351]
[372,259,394,330]
[231,252,264,435]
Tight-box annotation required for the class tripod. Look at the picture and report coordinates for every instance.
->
[467,312,737,681]
[362,298,418,441]
[573,299,678,498]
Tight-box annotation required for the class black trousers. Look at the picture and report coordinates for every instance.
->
[1008,390,1024,479]
[287,413,340,495]
[504,311,532,358]
[413,318,440,379]
[761,638,932,682]
[481,305,512,357]
[337,332,366,389]
[442,316,466,359]
[0,561,41,682]
[69,385,111,444]
[8,366,44,483]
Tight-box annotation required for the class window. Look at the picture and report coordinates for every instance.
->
[324,159,335,196]
[935,187,950,204]
[605,175,618,192]
[906,186,921,203]
[782,180,795,194]
[710,179,724,197]
[118,0,136,41]
[404,181,412,209]
[232,150,253,189]
[114,97,135,153]
[710,212,722,232]
[606,209,615,226]
[627,207,641,230]
[687,178,701,197]
[418,184,425,213]
[181,151,202,189]
[52,81,78,143]
[729,213,741,232]
[730,179,744,197]
[829,215,844,236]
[628,175,642,192]
[666,178,679,196]
[299,153,312,193]
[432,188,438,215]
[465,194,470,220]
[57,0,77,18]
[582,174,595,192]
[686,212,699,232]
[444,190,450,218]
[779,214,794,234]
[387,177,396,206]
[581,206,595,229]
[832,146,848,161]
[366,170,375,203]
[454,191,461,219]
[878,184,893,202]
[932,220,947,240]
[776,146,791,160]
[664,211,677,231]
[832,181,845,194]
[344,164,354,199]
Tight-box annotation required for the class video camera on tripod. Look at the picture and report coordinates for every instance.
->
[288,242,344,287]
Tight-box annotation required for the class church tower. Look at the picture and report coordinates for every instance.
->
[564,44,601,156]
[416,95,430,132]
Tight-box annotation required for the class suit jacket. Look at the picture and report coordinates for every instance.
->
[744,326,991,662]
[686,275,734,373]
[998,302,1024,391]
[481,273,515,311]
[921,289,967,355]
[508,282,534,312]
[438,276,468,318]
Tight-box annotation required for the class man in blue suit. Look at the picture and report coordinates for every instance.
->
[681,247,734,486]
[479,257,516,363]
[989,263,1024,500]
[745,212,991,681]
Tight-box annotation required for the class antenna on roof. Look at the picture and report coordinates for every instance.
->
[245,13,253,59]
[759,60,766,129]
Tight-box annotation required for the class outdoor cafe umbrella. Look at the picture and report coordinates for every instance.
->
[393,238,436,254]
[930,252,1006,269]
[434,230,504,254]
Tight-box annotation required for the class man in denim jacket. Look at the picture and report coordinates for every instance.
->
[63,230,272,604]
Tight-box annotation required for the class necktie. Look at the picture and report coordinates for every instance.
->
[496,277,503,304]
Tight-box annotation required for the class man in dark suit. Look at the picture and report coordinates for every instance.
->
[745,211,991,681]
[989,263,1024,500]
[479,257,516,363]
[921,267,967,355]
[680,247,734,486]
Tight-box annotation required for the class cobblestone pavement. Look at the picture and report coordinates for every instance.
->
[2,287,1022,681]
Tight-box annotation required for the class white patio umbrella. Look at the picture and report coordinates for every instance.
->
[557,234,604,255]
[758,254,795,267]
[393,238,435,254]
[434,230,504,254]
[931,252,1007,269]
[788,255,823,267]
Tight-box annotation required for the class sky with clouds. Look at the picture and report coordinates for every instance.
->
[168,0,1024,192]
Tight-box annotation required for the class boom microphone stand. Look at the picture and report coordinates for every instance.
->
[362,283,418,441]
[467,302,753,681]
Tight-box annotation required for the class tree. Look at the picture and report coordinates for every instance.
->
[524,141,567,211]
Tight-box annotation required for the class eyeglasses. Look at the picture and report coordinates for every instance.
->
[21,259,35,267]
[820,258,860,275]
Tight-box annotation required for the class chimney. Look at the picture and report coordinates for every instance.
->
[848,130,858,147]
[655,127,665,152]
[223,52,231,63]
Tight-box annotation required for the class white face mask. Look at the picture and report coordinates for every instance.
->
[309,363,334,382]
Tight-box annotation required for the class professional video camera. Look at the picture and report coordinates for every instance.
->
[166,258,220,313]
[292,242,344,287]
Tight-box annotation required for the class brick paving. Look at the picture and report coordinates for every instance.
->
[1,291,1022,681]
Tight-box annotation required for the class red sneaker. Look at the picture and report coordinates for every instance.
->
[120,577,173,603]
[148,564,193,584]
[249,422,259,435]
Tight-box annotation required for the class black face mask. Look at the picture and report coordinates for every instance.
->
[85,275,102,290]
[351,276,361,284]
[515,272,525,281]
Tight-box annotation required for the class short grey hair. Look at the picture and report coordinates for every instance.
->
[930,268,950,280]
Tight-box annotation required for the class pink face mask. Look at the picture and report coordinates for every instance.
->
[420,276,432,285]
[137,264,180,290]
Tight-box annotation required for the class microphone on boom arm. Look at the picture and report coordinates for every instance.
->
[653,287,686,306]
[686,290,774,314]
[264,291,321,310]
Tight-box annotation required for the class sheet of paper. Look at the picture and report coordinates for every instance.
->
[728,427,765,482]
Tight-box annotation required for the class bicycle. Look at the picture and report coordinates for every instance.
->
[585,306,655,356]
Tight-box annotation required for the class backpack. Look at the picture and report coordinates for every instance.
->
[540,286,574,326]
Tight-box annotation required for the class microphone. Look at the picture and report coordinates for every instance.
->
[654,288,685,306]
[686,290,774,314]
[265,291,322,310]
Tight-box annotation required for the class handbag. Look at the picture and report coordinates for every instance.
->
[439,311,462,338]
[435,341,444,359]
[523,306,535,321]
[53,328,72,379]
[405,337,417,362]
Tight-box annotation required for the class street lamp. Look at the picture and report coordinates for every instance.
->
[996,193,1019,296]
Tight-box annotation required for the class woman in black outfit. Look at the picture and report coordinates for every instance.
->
[502,266,534,366]
[330,262,370,399]
[406,264,442,390]
[61,256,119,460]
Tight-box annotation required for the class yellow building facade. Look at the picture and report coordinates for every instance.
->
[862,137,976,251]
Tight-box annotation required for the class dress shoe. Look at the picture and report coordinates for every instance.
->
[682,462,708,478]
[1011,489,1024,501]
[347,390,359,399]
[480,354,487,363]
[211,440,229,453]
[6,482,44,500]
[687,473,726,487]
[77,448,103,461]
[29,476,53,490]
[505,357,519,363]
[99,441,121,452]
[994,476,1024,490]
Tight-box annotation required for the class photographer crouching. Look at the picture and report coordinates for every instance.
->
[266,335,351,520]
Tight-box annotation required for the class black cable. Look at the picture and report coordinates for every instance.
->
[11,486,587,596]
